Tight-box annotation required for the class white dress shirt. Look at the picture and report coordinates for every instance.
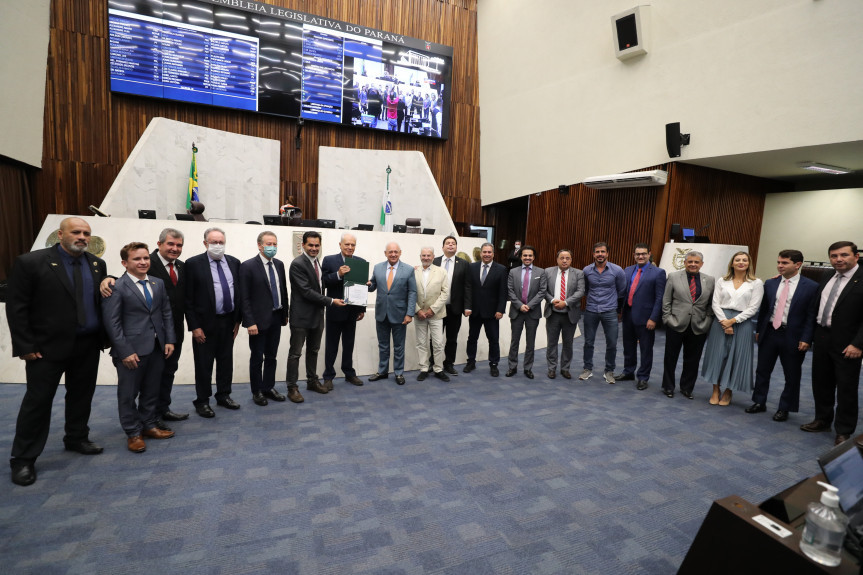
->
[712,277,764,323]
[770,273,800,326]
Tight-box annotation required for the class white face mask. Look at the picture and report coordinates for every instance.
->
[207,243,225,259]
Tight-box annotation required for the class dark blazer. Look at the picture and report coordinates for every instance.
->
[289,253,332,329]
[622,263,667,324]
[322,252,366,322]
[507,265,547,319]
[543,266,586,324]
[6,245,107,360]
[184,252,242,334]
[102,273,175,359]
[755,275,818,344]
[466,261,507,319]
[148,250,185,344]
[239,255,289,330]
[368,261,417,323]
[432,255,472,313]
[816,266,863,350]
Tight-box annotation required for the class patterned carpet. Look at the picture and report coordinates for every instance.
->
[0,329,853,574]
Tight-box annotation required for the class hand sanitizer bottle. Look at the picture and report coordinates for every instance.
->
[800,481,849,567]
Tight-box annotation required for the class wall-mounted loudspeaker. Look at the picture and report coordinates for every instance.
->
[612,6,650,61]
[558,185,569,195]
[665,122,691,158]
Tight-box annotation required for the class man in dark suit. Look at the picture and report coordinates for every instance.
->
[321,232,366,389]
[617,243,667,391]
[6,217,107,486]
[661,251,714,399]
[801,241,863,445]
[507,241,522,269]
[102,242,176,453]
[184,227,242,418]
[367,242,417,385]
[288,230,345,402]
[746,249,818,421]
[506,245,547,378]
[240,231,289,406]
[544,249,586,380]
[464,242,508,377]
[432,235,472,375]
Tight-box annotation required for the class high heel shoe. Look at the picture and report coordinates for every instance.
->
[709,384,720,405]
[718,388,733,406]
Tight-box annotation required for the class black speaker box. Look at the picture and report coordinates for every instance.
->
[670,223,681,237]
[666,122,682,157]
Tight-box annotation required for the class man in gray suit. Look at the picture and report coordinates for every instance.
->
[660,251,715,399]
[102,242,176,453]
[544,249,586,380]
[506,245,547,378]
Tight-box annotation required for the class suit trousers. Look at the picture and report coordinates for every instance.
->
[248,310,283,394]
[156,341,181,416]
[415,317,445,372]
[662,325,708,394]
[11,333,101,463]
[546,311,577,371]
[441,305,463,367]
[466,315,500,366]
[192,314,235,406]
[508,313,539,370]
[116,349,164,437]
[287,324,324,387]
[811,326,862,435]
[621,307,656,381]
[323,317,357,379]
[582,310,619,373]
[375,320,407,375]
[752,325,805,412]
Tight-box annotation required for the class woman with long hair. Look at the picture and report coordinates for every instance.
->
[701,251,764,406]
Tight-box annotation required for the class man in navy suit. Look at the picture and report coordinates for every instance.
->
[102,242,176,452]
[506,245,547,378]
[464,242,508,377]
[746,250,818,422]
[617,243,667,391]
[368,242,417,385]
[240,231,289,406]
[321,232,366,389]
[432,236,472,375]
[184,227,242,418]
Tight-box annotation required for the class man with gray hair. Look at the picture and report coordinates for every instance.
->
[414,247,450,381]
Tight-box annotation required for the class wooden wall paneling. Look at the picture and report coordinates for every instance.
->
[0,162,35,282]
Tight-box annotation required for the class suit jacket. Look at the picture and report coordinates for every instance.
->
[289,253,332,329]
[6,245,107,360]
[466,261,508,319]
[543,266,586,324]
[148,250,185,344]
[239,255,289,330]
[507,265,547,319]
[622,263,667,324]
[755,275,818,344]
[184,252,242,334]
[322,252,366,322]
[432,255,472,312]
[816,266,863,350]
[102,273,175,359]
[662,270,715,335]
[368,260,417,323]
[414,264,448,319]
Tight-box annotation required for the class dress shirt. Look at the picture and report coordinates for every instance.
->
[421,265,431,289]
[818,263,859,327]
[770,273,800,327]
[711,278,764,322]
[259,253,282,309]
[129,273,151,298]
[303,252,322,288]
[583,262,626,313]
[208,254,235,314]
[56,244,100,334]
[442,256,455,303]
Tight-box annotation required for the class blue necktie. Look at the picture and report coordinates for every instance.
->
[268,261,279,310]
[138,280,152,310]
[216,259,233,313]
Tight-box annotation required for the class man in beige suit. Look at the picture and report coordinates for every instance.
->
[414,247,450,381]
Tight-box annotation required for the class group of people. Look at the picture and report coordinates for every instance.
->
[5,217,862,487]
[357,83,442,135]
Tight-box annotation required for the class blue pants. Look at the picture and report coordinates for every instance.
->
[582,310,618,373]
[621,307,656,381]
[376,320,407,375]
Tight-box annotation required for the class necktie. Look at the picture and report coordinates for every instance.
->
[445,258,451,272]
[216,259,233,313]
[689,275,697,302]
[522,266,530,303]
[73,259,86,326]
[268,261,279,309]
[560,270,566,300]
[628,268,642,307]
[387,266,394,290]
[313,258,321,288]
[772,278,790,330]
[820,273,844,326]
[481,264,488,285]
[169,262,178,286]
[139,279,152,310]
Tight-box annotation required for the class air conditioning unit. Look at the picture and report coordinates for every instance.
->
[582,169,668,189]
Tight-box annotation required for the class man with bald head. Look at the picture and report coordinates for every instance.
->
[6,217,108,486]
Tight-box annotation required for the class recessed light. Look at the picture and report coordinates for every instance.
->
[798,162,851,175]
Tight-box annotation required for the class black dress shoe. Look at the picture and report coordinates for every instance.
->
[505,368,517,377]
[636,380,649,391]
[524,370,534,380]
[11,463,36,486]
[64,440,104,455]
[368,372,388,382]
[345,375,364,386]
[463,362,476,373]
[681,390,694,400]
[614,372,635,381]
[161,410,189,421]
[216,396,241,409]
[195,404,215,418]
[548,370,556,379]
[154,419,173,432]
[253,392,268,406]
[560,370,571,379]
[835,434,850,446]
[490,365,499,377]
[745,403,767,414]
[443,365,458,376]
[800,420,831,432]
[663,388,674,398]
[263,388,286,402]
[417,371,429,381]
[772,410,789,422]
[395,375,406,385]
[435,371,450,382]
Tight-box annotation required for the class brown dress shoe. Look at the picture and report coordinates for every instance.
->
[307,379,328,394]
[127,436,146,453]
[345,375,364,386]
[835,434,850,445]
[142,427,175,439]
[323,379,334,391]
[287,387,305,403]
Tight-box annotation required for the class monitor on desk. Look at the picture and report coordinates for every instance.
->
[682,227,695,241]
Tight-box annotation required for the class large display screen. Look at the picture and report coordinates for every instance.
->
[108,0,453,139]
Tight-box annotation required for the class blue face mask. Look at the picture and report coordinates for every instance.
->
[263,246,277,259]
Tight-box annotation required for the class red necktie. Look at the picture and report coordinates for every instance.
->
[169,262,178,286]
[689,275,697,302]
[627,268,642,306]
[560,271,566,300]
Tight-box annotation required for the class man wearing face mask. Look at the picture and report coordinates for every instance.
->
[239,231,289,407]
[507,241,523,269]
[184,228,242,417]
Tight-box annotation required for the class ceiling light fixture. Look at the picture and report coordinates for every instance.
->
[798,162,852,175]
